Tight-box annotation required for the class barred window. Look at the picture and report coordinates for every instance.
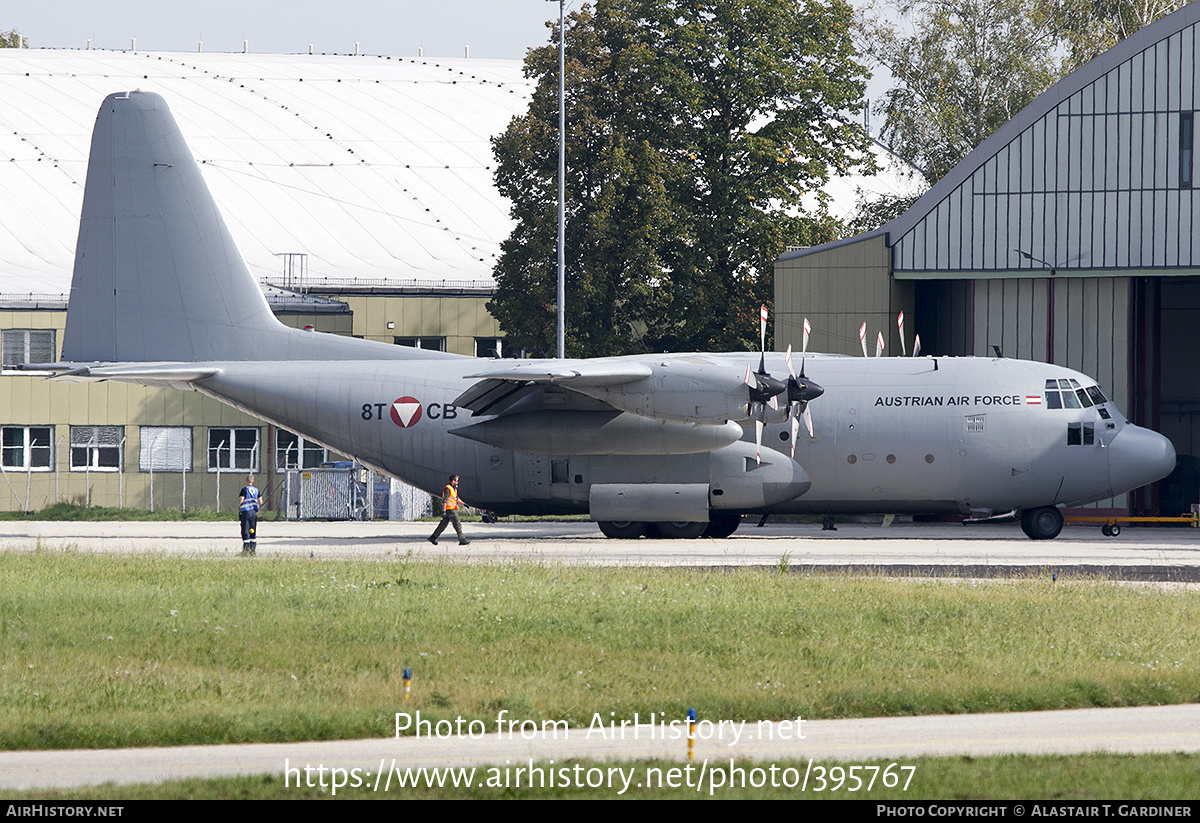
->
[70,425,123,471]
[1,426,53,470]
[1,329,56,374]
[140,427,193,472]
[275,430,326,470]
[208,427,260,472]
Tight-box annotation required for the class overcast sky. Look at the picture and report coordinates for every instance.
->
[4,0,560,59]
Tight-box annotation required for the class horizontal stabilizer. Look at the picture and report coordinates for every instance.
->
[36,362,218,388]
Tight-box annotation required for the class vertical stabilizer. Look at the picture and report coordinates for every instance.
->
[63,91,290,362]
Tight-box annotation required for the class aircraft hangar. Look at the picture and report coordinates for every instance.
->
[0,47,532,514]
[776,1,1200,517]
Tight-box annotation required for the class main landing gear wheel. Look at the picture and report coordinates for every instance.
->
[1020,506,1064,540]
[655,521,708,539]
[1102,523,1121,537]
[597,520,647,539]
[702,512,742,539]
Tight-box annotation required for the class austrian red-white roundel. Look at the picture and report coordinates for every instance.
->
[389,397,423,428]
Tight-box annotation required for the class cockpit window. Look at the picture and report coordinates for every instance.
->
[1046,379,1109,410]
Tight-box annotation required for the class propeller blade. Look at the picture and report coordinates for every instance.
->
[913,334,922,357]
[802,318,811,355]
[790,414,799,458]
[802,404,814,438]
[875,331,885,358]
[859,322,868,357]
[898,311,906,357]
[755,416,764,466]
[785,343,794,376]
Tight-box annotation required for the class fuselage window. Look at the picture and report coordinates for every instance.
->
[1067,422,1095,446]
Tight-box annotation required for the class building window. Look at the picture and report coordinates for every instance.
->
[475,337,506,358]
[70,425,123,471]
[1181,111,1193,190]
[139,426,192,472]
[275,429,327,470]
[1,426,53,470]
[208,427,260,472]
[1,329,56,374]
[394,336,445,351]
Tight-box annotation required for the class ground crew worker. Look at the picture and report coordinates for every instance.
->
[238,474,260,555]
[429,473,470,545]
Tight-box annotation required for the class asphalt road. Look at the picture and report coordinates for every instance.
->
[3,517,1199,578]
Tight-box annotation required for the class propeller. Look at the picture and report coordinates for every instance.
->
[898,311,906,357]
[745,305,787,464]
[875,331,885,358]
[783,345,823,455]
[858,322,868,358]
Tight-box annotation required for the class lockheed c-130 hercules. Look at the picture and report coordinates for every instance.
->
[31,92,1177,541]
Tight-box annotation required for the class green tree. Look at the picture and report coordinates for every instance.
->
[861,0,1186,184]
[860,0,1063,183]
[0,29,27,48]
[490,0,872,357]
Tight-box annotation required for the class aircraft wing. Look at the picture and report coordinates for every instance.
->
[464,361,653,385]
[455,361,653,416]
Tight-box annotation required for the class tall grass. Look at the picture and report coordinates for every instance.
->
[2,550,1198,750]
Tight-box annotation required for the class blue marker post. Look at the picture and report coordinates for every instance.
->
[403,666,412,702]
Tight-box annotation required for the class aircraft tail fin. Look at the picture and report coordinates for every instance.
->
[61,91,439,364]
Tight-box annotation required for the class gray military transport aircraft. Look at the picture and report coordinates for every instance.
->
[29,92,1178,541]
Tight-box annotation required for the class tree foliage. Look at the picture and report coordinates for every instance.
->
[489,0,872,357]
[860,0,1186,184]
[0,29,26,48]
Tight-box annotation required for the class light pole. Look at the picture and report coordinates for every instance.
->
[556,0,566,359]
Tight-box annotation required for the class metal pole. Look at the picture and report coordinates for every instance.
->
[181,438,186,513]
[149,435,157,513]
[55,435,62,504]
[556,0,566,360]
[216,439,226,512]
[118,436,125,509]
[85,436,93,508]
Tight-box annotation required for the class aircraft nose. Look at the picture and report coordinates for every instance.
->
[1108,425,1176,493]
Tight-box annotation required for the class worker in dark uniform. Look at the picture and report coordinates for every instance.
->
[239,474,261,555]
[429,474,470,545]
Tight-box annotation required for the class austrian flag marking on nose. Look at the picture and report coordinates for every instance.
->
[390,397,423,427]
[1026,395,1042,405]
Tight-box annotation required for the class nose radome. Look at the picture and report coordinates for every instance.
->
[1109,426,1176,494]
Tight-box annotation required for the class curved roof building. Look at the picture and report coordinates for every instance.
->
[0,49,534,297]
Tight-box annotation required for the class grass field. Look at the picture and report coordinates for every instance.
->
[2,550,1199,752]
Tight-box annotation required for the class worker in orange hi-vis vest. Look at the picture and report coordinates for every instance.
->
[429,473,470,545]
